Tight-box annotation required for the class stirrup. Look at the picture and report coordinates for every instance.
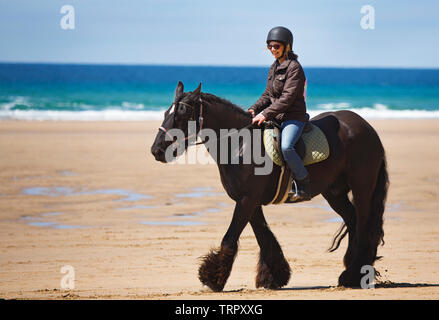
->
[292,179,299,196]
[288,180,301,202]
[289,179,312,202]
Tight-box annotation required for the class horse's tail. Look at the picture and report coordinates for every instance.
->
[328,153,389,254]
[369,154,389,261]
[328,223,348,253]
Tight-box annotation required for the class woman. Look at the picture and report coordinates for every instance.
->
[248,26,311,199]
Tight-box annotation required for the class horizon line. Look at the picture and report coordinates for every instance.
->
[0,60,439,70]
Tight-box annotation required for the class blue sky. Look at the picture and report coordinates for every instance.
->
[0,0,438,68]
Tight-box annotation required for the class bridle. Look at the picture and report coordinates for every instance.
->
[158,97,254,147]
[159,97,204,145]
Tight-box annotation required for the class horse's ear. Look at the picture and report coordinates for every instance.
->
[193,82,202,96]
[175,81,184,100]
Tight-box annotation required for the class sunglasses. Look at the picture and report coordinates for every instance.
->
[267,44,282,50]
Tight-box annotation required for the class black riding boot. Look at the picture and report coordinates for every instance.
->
[293,175,312,200]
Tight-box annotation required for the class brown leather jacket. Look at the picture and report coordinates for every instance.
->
[249,52,307,123]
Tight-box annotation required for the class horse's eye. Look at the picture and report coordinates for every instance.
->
[177,104,187,115]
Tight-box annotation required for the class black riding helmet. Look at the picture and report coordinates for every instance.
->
[266,26,293,48]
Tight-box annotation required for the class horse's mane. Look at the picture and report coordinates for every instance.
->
[200,92,252,119]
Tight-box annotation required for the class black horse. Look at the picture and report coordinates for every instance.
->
[151,81,389,291]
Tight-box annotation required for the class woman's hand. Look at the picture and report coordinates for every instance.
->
[248,109,255,117]
[252,113,266,126]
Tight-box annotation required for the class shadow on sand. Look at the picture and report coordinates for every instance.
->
[374,281,439,289]
[276,282,439,291]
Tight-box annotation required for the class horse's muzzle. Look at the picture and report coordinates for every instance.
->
[151,146,167,163]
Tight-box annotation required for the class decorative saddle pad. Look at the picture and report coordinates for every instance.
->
[263,121,330,205]
[263,122,330,167]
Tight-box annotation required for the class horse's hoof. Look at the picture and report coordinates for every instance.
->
[255,263,279,289]
[198,246,236,292]
[255,260,290,289]
[338,269,361,288]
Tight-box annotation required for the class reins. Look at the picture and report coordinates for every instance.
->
[159,97,255,147]
[193,122,255,146]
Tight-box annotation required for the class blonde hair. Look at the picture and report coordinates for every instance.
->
[267,42,297,60]
[282,43,292,59]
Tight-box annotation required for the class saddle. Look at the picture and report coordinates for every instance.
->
[263,115,330,204]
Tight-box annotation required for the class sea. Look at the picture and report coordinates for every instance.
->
[1,63,439,121]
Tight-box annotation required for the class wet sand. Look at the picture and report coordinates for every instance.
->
[0,119,438,299]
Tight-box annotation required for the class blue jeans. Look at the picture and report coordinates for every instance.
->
[281,120,308,180]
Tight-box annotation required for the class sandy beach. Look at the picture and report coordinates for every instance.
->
[0,119,438,300]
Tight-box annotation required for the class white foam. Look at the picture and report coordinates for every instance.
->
[308,107,439,119]
[0,109,167,121]
[0,96,30,111]
[1,105,439,121]
[121,102,147,110]
[316,102,352,110]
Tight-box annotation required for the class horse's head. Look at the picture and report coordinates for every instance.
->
[151,81,202,162]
